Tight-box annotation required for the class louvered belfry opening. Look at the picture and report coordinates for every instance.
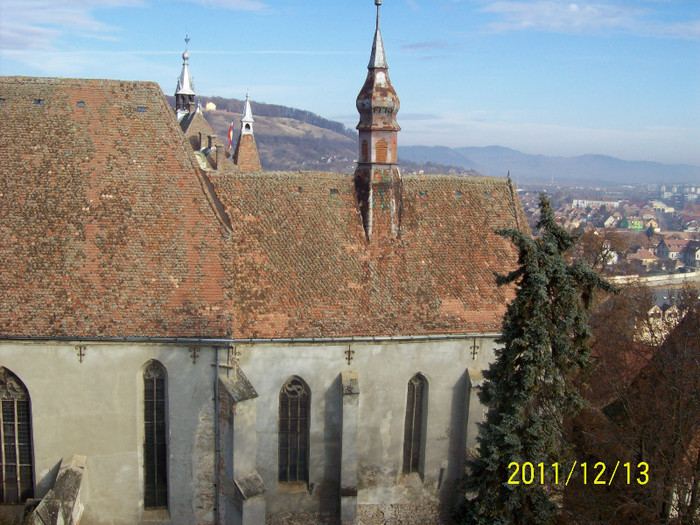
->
[278,376,310,483]
[403,373,427,476]
[0,367,33,504]
[143,361,168,509]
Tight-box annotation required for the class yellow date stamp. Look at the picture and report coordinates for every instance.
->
[507,461,649,486]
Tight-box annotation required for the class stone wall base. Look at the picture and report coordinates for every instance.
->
[356,502,443,525]
[266,511,338,525]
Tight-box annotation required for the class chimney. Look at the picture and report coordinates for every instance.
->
[215,145,225,170]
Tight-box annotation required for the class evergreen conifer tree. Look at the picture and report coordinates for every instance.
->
[459,194,615,525]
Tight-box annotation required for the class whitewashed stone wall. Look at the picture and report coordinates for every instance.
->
[2,336,498,524]
[235,337,498,523]
[0,342,217,525]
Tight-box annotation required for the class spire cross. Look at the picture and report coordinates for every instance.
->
[185,34,190,48]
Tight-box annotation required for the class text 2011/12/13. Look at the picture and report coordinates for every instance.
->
[507,461,649,486]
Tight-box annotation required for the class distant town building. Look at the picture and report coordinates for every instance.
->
[572,198,620,209]
[657,237,691,260]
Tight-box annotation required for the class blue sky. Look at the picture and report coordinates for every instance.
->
[1,0,699,165]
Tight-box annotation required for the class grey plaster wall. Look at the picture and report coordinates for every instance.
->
[237,336,499,521]
[0,342,217,525]
[2,336,499,524]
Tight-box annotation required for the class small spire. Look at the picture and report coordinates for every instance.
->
[240,90,255,135]
[369,0,388,69]
[176,35,195,96]
[233,90,262,171]
[175,34,196,120]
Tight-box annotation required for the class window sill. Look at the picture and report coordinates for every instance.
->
[140,508,171,524]
[277,481,309,494]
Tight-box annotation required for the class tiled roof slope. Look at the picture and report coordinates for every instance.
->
[208,170,526,337]
[0,77,232,338]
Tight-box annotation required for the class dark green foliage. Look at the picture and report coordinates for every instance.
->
[458,194,615,525]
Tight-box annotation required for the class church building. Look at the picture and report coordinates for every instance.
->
[0,2,526,524]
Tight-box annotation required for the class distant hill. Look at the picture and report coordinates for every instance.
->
[167,96,699,184]
[168,95,469,174]
[399,145,700,185]
[167,95,357,172]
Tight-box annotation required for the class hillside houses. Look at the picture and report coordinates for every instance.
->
[517,191,700,276]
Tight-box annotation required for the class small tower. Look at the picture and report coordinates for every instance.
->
[233,91,262,172]
[175,36,196,122]
[354,0,402,241]
[240,90,255,136]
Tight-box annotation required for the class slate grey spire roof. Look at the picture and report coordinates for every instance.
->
[176,38,195,96]
[240,90,255,135]
[368,0,388,69]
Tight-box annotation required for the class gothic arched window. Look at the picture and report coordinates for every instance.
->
[143,361,167,509]
[0,367,33,504]
[278,376,310,483]
[403,373,427,476]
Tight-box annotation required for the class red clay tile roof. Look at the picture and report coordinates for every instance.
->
[208,170,525,337]
[1,76,526,339]
[0,76,233,338]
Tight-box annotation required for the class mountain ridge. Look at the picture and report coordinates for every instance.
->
[170,96,700,184]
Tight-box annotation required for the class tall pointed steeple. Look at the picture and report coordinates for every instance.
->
[240,90,255,135]
[354,0,402,242]
[175,35,196,122]
[233,91,262,172]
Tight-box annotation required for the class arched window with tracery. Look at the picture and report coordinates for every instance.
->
[0,367,33,504]
[278,376,310,483]
[143,360,167,509]
[403,373,427,477]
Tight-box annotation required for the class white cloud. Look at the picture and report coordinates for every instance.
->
[0,0,143,51]
[474,0,700,39]
[0,0,268,53]
[479,1,641,33]
[184,0,268,9]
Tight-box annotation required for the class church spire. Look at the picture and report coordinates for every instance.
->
[240,90,255,135]
[233,91,262,172]
[175,35,196,121]
[354,0,402,242]
[369,0,388,69]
